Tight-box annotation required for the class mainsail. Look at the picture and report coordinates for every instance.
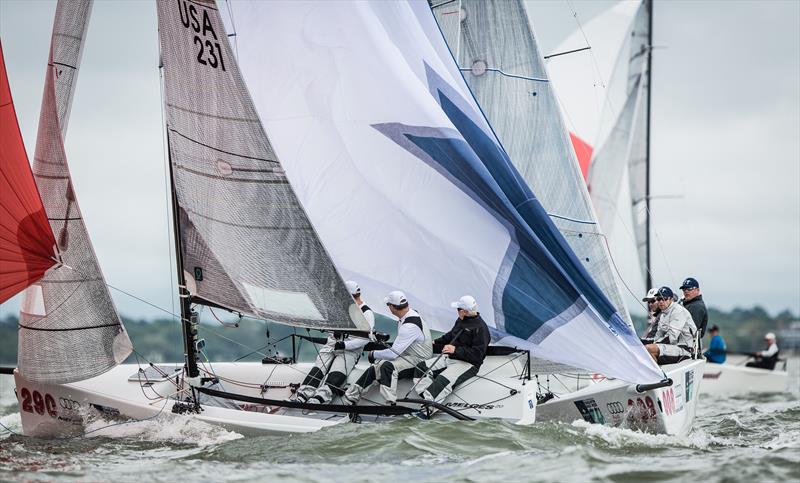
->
[586,0,652,286]
[156,0,369,331]
[0,41,58,303]
[430,0,632,325]
[230,0,663,383]
[18,0,133,384]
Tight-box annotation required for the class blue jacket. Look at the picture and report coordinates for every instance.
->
[704,335,727,363]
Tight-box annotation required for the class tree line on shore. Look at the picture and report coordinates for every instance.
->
[0,306,797,365]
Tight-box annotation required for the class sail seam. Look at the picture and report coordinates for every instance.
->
[18,322,123,332]
[183,207,313,231]
[168,128,278,163]
[457,67,548,83]
[176,164,289,184]
[166,103,259,123]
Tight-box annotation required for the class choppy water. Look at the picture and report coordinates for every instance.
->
[1,361,798,483]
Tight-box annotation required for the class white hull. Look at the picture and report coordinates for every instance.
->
[13,353,537,437]
[701,362,789,395]
[535,359,705,436]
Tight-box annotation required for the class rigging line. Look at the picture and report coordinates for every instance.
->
[456,67,549,83]
[158,48,181,361]
[223,0,239,60]
[543,46,591,60]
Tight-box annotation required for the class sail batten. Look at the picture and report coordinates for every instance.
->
[17,0,133,385]
[157,0,369,332]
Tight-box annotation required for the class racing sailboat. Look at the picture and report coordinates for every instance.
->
[14,0,699,437]
[548,0,787,395]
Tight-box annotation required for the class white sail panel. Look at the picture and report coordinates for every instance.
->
[431,0,632,326]
[231,0,663,383]
[18,0,133,384]
[156,0,369,331]
[586,0,651,285]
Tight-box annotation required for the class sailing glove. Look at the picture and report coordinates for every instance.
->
[334,341,345,351]
[368,351,376,364]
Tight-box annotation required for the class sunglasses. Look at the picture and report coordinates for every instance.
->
[655,297,667,301]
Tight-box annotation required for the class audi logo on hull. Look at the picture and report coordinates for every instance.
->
[59,398,81,411]
[606,401,625,414]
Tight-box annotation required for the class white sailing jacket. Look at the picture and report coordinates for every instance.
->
[654,302,697,348]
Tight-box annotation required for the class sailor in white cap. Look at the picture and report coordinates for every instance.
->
[644,286,697,364]
[745,332,780,370]
[641,288,661,341]
[343,290,432,405]
[295,281,375,404]
[414,295,490,407]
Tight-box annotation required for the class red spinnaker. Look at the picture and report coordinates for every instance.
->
[569,132,593,182]
[0,40,58,303]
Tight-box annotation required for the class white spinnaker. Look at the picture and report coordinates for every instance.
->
[229,0,663,383]
[430,0,632,326]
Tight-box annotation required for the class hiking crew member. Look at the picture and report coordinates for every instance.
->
[641,288,661,341]
[415,295,490,404]
[644,287,697,364]
[703,325,727,364]
[746,333,780,370]
[296,281,375,404]
[679,277,708,338]
[344,291,432,405]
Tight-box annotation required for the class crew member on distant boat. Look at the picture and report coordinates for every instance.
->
[295,281,375,404]
[414,295,491,406]
[344,290,433,405]
[745,333,780,370]
[703,325,727,364]
[641,288,661,341]
[644,287,697,364]
[679,277,708,338]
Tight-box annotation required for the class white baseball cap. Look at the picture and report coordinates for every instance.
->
[765,332,776,340]
[384,290,408,306]
[642,288,658,302]
[344,280,360,296]
[450,295,477,311]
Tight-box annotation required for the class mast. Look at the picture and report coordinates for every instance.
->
[645,0,653,290]
[160,57,199,380]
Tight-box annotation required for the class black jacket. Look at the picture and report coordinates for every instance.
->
[682,295,708,337]
[433,314,491,367]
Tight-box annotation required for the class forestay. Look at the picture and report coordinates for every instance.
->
[230,0,662,383]
[0,41,58,304]
[18,0,133,384]
[156,0,369,331]
[430,0,631,326]
[586,0,651,284]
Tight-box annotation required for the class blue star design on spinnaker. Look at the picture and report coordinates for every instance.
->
[371,63,633,345]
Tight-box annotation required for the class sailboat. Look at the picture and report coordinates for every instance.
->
[11,0,700,437]
[548,0,787,395]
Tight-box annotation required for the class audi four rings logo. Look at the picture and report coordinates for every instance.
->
[59,397,81,411]
[606,401,625,414]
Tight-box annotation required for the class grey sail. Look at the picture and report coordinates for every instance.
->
[431,0,632,324]
[587,0,651,285]
[18,0,133,384]
[156,0,369,331]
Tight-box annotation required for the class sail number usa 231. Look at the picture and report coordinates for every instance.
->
[178,0,226,71]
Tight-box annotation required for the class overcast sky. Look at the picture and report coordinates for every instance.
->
[1,0,798,321]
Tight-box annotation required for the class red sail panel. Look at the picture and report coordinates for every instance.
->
[569,132,593,182]
[0,41,57,304]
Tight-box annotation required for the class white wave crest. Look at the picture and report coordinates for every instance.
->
[570,420,728,449]
[84,411,243,446]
